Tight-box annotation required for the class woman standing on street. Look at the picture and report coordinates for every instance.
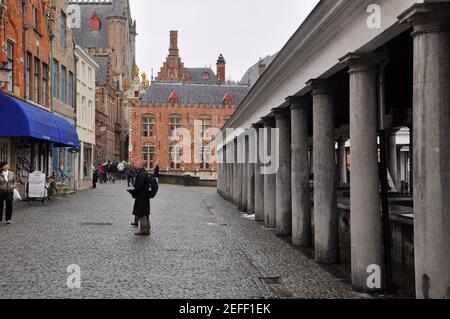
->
[0,162,16,224]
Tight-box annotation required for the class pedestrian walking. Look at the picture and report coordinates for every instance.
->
[118,161,126,180]
[99,163,106,184]
[93,166,98,189]
[127,163,136,187]
[127,161,151,236]
[0,162,16,224]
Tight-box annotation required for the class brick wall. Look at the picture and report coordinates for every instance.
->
[0,0,51,107]
[131,102,234,173]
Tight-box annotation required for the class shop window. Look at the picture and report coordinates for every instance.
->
[0,138,10,163]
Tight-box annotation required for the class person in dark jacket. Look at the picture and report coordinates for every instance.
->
[0,162,16,224]
[128,161,151,236]
[92,166,99,189]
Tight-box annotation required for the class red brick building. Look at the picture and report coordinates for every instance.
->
[131,31,249,178]
[0,0,53,192]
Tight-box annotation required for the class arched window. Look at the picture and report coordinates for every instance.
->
[169,115,182,139]
[143,146,155,169]
[142,114,155,138]
[169,145,182,170]
[91,13,101,31]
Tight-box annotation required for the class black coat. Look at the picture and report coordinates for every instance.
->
[131,169,150,217]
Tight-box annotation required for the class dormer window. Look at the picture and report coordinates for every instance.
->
[91,13,101,31]
[222,92,233,106]
[202,71,209,79]
[168,91,179,104]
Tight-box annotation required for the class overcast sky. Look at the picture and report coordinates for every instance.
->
[129,0,320,82]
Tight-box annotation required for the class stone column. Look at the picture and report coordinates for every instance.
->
[262,116,277,228]
[247,133,256,215]
[400,3,450,299]
[307,79,338,264]
[337,137,348,185]
[221,145,225,198]
[341,52,384,292]
[233,138,240,206]
[240,133,248,212]
[226,141,233,201]
[274,108,292,236]
[289,96,312,247]
[387,131,398,189]
[254,123,265,221]
[217,147,222,195]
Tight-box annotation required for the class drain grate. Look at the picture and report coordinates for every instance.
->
[81,222,113,226]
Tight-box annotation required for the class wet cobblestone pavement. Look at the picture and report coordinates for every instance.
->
[0,182,363,299]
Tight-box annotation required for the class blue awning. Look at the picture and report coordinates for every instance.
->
[52,113,80,148]
[0,92,80,148]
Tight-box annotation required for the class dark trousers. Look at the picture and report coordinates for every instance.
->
[0,192,14,222]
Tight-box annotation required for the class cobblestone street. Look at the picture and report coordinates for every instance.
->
[0,182,362,299]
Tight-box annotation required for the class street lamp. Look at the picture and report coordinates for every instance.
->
[98,123,107,135]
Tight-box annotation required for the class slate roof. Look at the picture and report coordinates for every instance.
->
[141,83,250,106]
[93,56,110,86]
[185,68,217,84]
[240,53,278,87]
[70,0,132,49]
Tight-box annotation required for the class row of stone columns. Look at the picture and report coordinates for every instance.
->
[218,3,450,299]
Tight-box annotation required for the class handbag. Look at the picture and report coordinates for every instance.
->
[13,188,22,201]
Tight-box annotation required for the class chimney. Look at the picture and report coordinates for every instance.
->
[169,30,178,56]
[258,58,266,77]
[216,54,226,84]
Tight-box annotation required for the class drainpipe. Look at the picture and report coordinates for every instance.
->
[378,51,393,289]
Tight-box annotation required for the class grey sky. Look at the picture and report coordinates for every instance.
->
[129,0,320,82]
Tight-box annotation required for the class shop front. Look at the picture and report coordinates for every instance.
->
[0,92,80,198]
